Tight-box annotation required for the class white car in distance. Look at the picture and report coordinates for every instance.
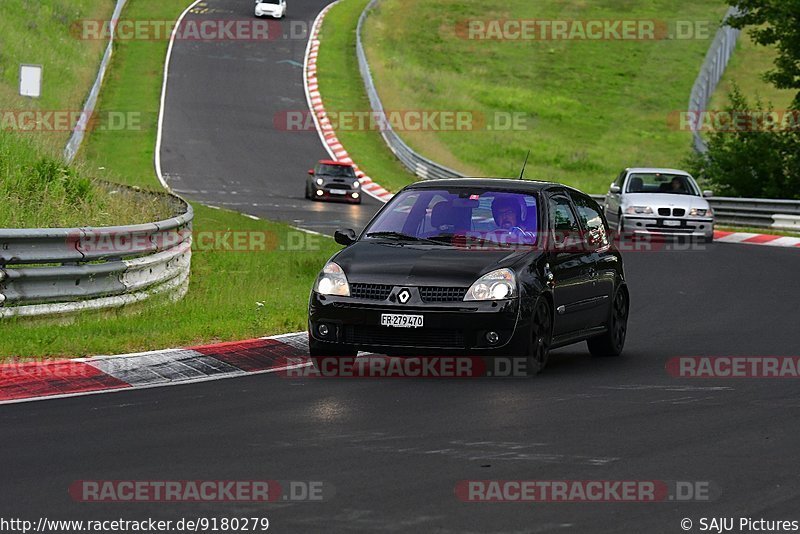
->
[603,167,715,243]
[255,0,286,18]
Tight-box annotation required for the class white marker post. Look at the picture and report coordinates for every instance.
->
[19,64,43,98]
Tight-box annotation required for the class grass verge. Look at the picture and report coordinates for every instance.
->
[326,0,728,194]
[316,0,418,193]
[0,0,340,359]
[709,32,797,111]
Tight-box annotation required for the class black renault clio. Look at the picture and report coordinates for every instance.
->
[308,178,629,375]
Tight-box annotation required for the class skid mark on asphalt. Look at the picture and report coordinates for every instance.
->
[277,432,619,466]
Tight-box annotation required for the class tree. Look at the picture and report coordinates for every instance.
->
[727,0,800,109]
[686,85,800,199]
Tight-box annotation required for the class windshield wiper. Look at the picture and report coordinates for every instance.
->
[365,231,445,245]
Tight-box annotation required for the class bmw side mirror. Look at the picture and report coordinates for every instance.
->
[609,184,621,194]
[334,228,357,246]
[703,189,713,197]
[308,169,314,176]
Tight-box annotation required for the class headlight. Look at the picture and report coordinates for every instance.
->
[315,178,324,186]
[352,180,360,188]
[689,208,712,217]
[314,262,350,296]
[464,268,516,301]
[625,206,653,215]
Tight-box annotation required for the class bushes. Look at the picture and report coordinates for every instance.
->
[687,85,800,199]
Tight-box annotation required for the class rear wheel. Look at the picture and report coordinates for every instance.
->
[587,286,629,357]
[522,299,553,376]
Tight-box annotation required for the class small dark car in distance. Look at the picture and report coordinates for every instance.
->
[307,178,629,375]
[306,160,362,204]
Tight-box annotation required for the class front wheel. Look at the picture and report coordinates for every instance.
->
[587,286,629,357]
[521,299,553,376]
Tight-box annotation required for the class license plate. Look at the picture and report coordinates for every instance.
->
[330,189,347,195]
[663,219,681,226]
[381,314,424,328]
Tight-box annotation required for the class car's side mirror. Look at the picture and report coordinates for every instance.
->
[609,184,621,194]
[334,228,357,246]
[307,169,315,176]
[703,189,713,197]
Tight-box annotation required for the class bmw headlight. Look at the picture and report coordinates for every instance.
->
[352,180,360,188]
[625,206,654,215]
[314,262,350,296]
[689,207,712,217]
[464,268,516,301]
[315,178,324,186]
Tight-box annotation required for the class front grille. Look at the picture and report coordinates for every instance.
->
[350,283,393,301]
[657,208,686,217]
[343,325,465,348]
[419,287,468,302]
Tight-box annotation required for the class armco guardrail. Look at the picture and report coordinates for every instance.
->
[687,7,741,154]
[0,190,192,319]
[356,0,462,181]
[64,0,129,163]
[354,1,800,230]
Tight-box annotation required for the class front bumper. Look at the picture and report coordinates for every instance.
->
[623,215,714,238]
[308,291,527,356]
[313,185,361,202]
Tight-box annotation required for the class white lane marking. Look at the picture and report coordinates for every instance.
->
[154,0,204,191]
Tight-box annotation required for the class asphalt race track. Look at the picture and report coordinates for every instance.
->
[158,0,382,234]
[2,1,799,532]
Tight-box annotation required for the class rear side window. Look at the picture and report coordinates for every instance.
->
[548,195,581,249]
[572,194,610,251]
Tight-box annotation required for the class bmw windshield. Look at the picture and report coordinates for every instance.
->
[363,188,539,247]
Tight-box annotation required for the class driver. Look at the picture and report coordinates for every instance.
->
[491,196,535,243]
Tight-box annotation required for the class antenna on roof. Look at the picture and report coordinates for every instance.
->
[517,150,530,180]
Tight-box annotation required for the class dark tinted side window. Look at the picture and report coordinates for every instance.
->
[548,194,581,250]
[572,194,610,251]
[614,170,626,188]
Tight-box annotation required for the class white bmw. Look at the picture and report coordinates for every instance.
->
[255,0,286,18]
[603,167,715,243]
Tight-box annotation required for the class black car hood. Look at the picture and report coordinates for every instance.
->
[333,241,539,287]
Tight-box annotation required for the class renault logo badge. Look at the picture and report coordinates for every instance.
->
[397,288,411,304]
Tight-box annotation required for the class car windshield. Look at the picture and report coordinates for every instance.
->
[316,164,354,177]
[258,0,280,4]
[626,173,699,196]
[363,188,539,247]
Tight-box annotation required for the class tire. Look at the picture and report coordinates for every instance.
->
[304,183,311,199]
[587,286,629,357]
[309,340,357,375]
[521,298,553,376]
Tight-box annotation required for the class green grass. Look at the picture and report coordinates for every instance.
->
[316,0,418,193]
[345,0,728,193]
[0,0,341,359]
[709,31,797,111]
[0,0,114,150]
[0,131,172,227]
[0,0,173,228]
